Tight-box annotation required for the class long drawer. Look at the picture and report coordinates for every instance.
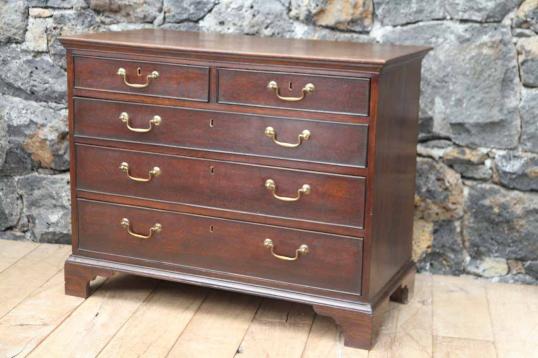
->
[218,68,370,116]
[73,98,368,167]
[77,199,363,296]
[73,56,210,101]
[75,144,366,229]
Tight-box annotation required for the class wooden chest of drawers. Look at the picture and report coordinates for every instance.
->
[60,29,429,349]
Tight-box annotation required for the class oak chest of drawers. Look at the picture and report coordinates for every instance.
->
[60,29,429,349]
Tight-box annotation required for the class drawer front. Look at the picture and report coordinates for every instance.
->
[77,199,363,295]
[76,145,366,229]
[74,98,368,167]
[73,56,209,101]
[218,69,370,116]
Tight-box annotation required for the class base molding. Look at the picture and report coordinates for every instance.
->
[314,266,415,349]
[65,259,114,298]
[64,255,415,349]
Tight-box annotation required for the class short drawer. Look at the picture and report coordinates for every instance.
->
[76,144,366,229]
[77,199,363,296]
[73,56,209,101]
[73,98,368,167]
[217,68,370,116]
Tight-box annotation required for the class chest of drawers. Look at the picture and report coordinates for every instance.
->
[60,29,429,349]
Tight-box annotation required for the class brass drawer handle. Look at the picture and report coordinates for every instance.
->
[263,239,309,261]
[119,112,162,133]
[267,80,315,102]
[117,67,159,88]
[120,218,162,240]
[265,127,310,148]
[265,179,310,202]
[119,162,161,183]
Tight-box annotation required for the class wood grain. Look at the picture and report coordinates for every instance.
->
[76,199,363,297]
[60,29,431,68]
[0,239,38,273]
[60,29,430,349]
[433,275,494,341]
[236,299,315,357]
[433,336,496,358]
[1,240,536,358]
[0,272,105,358]
[0,244,71,318]
[98,282,208,358]
[74,55,209,102]
[218,68,370,116]
[385,274,433,357]
[167,291,260,357]
[302,315,369,358]
[73,97,369,168]
[75,144,367,230]
[28,275,157,358]
[486,282,538,358]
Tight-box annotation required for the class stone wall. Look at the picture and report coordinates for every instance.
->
[0,0,536,284]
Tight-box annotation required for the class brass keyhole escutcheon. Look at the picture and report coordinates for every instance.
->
[137,67,142,76]
[209,165,215,175]
[209,225,214,233]
[209,119,215,128]
[288,81,293,91]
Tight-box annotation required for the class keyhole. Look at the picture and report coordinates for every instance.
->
[209,225,214,233]
[288,81,293,91]
[209,165,215,175]
[137,67,142,76]
[209,119,215,128]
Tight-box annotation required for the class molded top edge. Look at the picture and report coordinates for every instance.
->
[60,29,431,67]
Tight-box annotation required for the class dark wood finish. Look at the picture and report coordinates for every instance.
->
[61,29,430,70]
[389,266,415,304]
[313,264,415,348]
[64,259,113,298]
[73,55,209,101]
[73,97,369,168]
[366,58,424,300]
[75,144,366,230]
[73,135,368,178]
[76,190,366,238]
[60,29,429,350]
[313,303,385,348]
[77,199,363,296]
[69,48,376,125]
[218,68,370,116]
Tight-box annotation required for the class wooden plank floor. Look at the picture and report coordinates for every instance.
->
[0,241,536,358]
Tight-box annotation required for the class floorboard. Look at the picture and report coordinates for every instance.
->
[432,275,494,341]
[433,336,497,358]
[235,299,315,358]
[166,290,261,358]
[0,244,71,319]
[0,272,106,358]
[486,282,538,358]
[27,274,157,358]
[0,239,38,273]
[1,240,536,358]
[97,282,208,358]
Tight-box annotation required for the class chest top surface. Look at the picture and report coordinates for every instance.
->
[60,29,430,67]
